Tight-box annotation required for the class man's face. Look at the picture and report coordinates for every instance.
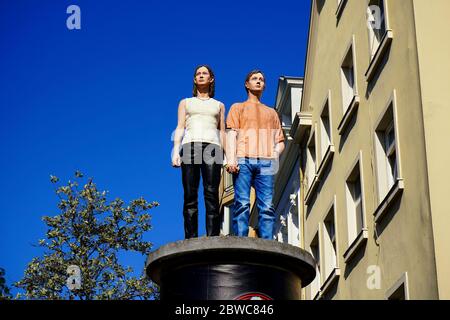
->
[194,66,213,87]
[246,73,265,93]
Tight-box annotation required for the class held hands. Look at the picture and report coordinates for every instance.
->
[226,161,239,174]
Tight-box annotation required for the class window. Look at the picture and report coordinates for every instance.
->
[386,273,409,300]
[320,100,332,161]
[306,129,317,191]
[385,123,397,185]
[281,113,292,128]
[367,0,387,59]
[320,199,341,296]
[221,205,234,235]
[287,193,300,247]
[341,43,356,113]
[345,157,366,246]
[309,233,321,299]
[275,160,301,246]
[224,170,233,190]
[276,77,303,129]
[336,0,348,19]
[365,0,393,81]
[373,92,404,221]
[343,154,369,262]
[388,283,406,300]
[305,124,320,205]
[323,205,338,280]
[338,37,360,135]
[318,92,335,178]
[276,217,288,243]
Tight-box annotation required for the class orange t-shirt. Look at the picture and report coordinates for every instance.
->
[226,102,285,159]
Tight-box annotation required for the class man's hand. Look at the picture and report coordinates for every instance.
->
[274,142,285,159]
[226,164,239,174]
[226,161,239,174]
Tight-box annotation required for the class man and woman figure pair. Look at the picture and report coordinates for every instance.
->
[171,65,285,240]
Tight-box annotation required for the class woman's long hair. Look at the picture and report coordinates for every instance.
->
[192,65,215,98]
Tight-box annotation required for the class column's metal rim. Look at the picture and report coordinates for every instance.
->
[145,236,316,287]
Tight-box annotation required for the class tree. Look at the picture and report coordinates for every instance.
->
[0,267,11,300]
[15,171,159,300]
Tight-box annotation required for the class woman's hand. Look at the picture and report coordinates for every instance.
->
[226,160,239,174]
[172,153,181,167]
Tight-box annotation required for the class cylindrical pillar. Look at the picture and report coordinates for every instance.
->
[145,236,316,300]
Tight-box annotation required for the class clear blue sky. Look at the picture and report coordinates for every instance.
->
[0,0,311,295]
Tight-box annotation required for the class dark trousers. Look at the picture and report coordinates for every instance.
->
[180,142,223,239]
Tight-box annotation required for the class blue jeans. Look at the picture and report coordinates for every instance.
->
[232,157,277,239]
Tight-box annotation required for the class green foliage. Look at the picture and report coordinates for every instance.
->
[15,171,160,300]
[0,267,12,300]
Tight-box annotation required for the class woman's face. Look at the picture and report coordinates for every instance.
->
[194,66,214,87]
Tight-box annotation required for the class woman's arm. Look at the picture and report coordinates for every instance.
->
[218,103,226,152]
[172,99,186,167]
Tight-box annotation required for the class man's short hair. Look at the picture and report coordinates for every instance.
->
[244,69,265,93]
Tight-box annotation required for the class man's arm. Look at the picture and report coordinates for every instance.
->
[226,129,238,164]
[274,141,285,159]
[273,110,285,159]
[225,103,240,173]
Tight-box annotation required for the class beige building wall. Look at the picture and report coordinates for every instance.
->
[301,0,450,299]
[412,0,450,299]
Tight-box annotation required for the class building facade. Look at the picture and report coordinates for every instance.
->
[219,0,450,300]
[298,0,450,299]
[258,76,303,247]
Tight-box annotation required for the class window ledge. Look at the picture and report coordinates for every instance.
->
[317,144,335,180]
[313,290,322,301]
[338,95,360,135]
[336,0,348,20]
[365,30,394,82]
[291,112,312,145]
[320,268,340,295]
[374,179,404,223]
[305,175,320,205]
[343,229,368,263]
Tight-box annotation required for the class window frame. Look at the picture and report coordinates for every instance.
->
[308,231,322,300]
[320,195,341,295]
[336,0,348,20]
[224,170,233,191]
[338,35,360,136]
[384,121,397,187]
[305,123,320,205]
[373,90,404,222]
[221,204,234,236]
[318,90,336,179]
[367,0,387,59]
[343,151,369,263]
[386,272,410,300]
[365,0,394,82]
